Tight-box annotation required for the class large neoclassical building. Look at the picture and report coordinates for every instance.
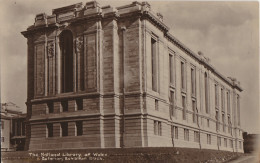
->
[22,1,243,152]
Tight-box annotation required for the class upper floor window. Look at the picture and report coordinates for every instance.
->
[227,91,230,114]
[221,88,225,111]
[204,72,209,113]
[170,91,175,117]
[60,30,73,93]
[182,95,186,120]
[151,37,158,92]
[181,61,186,90]
[191,67,196,95]
[237,95,240,126]
[215,84,218,108]
[169,54,174,84]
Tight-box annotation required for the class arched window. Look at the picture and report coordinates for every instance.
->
[204,72,208,113]
[60,30,73,93]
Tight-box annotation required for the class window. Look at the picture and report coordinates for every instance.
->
[182,96,186,120]
[215,84,218,108]
[76,99,83,111]
[207,119,210,128]
[47,123,53,138]
[218,137,221,146]
[1,121,4,129]
[239,141,242,149]
[191,68,196,95]
[227,91,230,114]
[169,54,174,84]
[154,121,162,136]
[216,111,219,131]
[61,122,68,137]
[60,30,73,93]
[172,126,178,139]
[228,116,231,133]
[61,100,68,112]
[229,139,233,148]
[237,95,240,126]
[194,131,199,142]
[155,99,159,110]
[181,62,185,90]
[221,88,225,111]
[151,37,158,92]
[76,121,83,136]
[205,73,209,113]
[207,134,211,144]
[170,91,175,117]
[192,100,197,123]
[184,129,189,141]
[222,113,225,132]
[224,138,227,147]
[47,102,54,113]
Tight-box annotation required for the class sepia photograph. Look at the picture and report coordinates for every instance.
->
[1,0,259,162]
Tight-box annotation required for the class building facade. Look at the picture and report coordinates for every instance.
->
[1,103,26,151]
[21,1,243,152]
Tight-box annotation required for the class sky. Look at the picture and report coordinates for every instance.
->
[0,0,259,134]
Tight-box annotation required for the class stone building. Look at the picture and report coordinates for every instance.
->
[21,1,243,152]
[1,103,26,151]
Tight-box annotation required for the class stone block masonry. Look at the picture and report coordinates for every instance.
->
[22,1,244,152]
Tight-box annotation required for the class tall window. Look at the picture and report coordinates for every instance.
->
[222,113,225,132]
[47,102,54,113]
[224,138,227,147]
[221,88,224,111]
[154,121,162,136]
[60,30,73,93]
[191,68,196,95]
[228,116,231,133]
[215,84,218,108]
[237,95,240,126]
[61,100,68,112]
[204,73,209,113]
[1,121,4,129]
[182,96,186,120]
[169,54,174,84]
[216,110,219,131]
[155,99,159,110]
[194,131,199,142]
[227,91,230,114]
[218,136,221,146]
[170,91,175,117]
[181,62,185,90]
[47,123,53,138]
[151,37,158,91]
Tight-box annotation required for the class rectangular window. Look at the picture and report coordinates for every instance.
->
[207,134,211,144]
[230,139,233,148]
[224,138,227,147]
[181,62,185,90]
[170,91,175,117]
[47,102,54,113]
[222,113,225,132]
[182,96,186,120]
[237,95,240,126]
[153,121,162,136]
[194,131,199,142]
[1,137,4,142]
[1,121,4,129]
[61,122,68,137]
[47,123,53,138]
[184,129,189,141]
[192,100,197,123]
[151,37,158,92]
[207,119,210,128]
[228,116,231,133]
[61,100,68,112]
[155,99,159,110]
[215,84,218,108]
[76,99,83,111]
[172,126,178,139]
[221,88,224,111]
[239,141,242,149]
[76,121,83,136]
[191,68,196,95]
[218,137,221,146]
[169,54,174,84]
[227,92,230,114]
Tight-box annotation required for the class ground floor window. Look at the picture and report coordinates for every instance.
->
[46,123,53,138]
[76,121,83,136]
[224,138,227,147]
[61,122,68,137]
[207,134,211,144]
[172,126,178,139]
[154,121,162,136]
[184,129,189,141]
[194,131,199,142]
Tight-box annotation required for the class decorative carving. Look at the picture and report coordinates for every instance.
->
[47,42,55,58]
[76,36,83,54]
